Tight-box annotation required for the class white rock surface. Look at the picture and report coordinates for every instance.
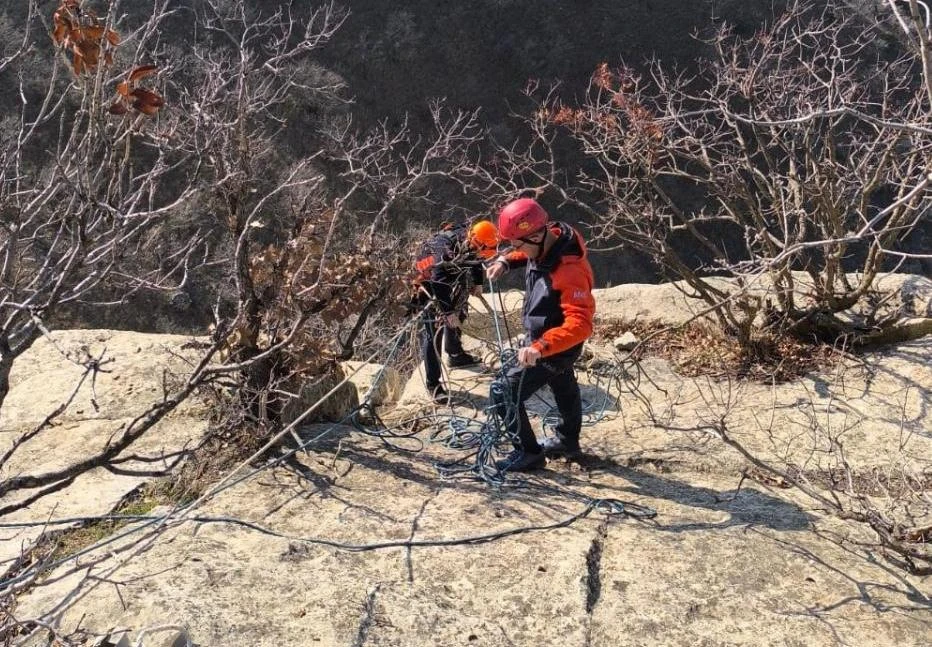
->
[0,330,210,572]
[340,360,403,406]
[5,279,932,647]
[612,332,640,351]
[280,363,359,425]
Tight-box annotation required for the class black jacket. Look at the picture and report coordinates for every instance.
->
[413,225,484,314]
[502,222,596,363]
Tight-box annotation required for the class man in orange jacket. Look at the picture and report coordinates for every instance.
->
[414,220,499,403]
[486,198,596,471]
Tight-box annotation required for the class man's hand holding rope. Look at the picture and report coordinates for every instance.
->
[517,346,541,367]
[486,258,508,281]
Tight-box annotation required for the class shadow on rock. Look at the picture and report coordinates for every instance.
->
[541,453,812,532]
[286,420,809,534]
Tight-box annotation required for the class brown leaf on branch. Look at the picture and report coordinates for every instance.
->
[110,67,165,117]
[129,64,158,82]
[593,62,613,91]
[51,22,68,45]
[51,0,119,76]
[131,87,165,115]
[551,106,583,127]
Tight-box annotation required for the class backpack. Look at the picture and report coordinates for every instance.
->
[413,222,468,282]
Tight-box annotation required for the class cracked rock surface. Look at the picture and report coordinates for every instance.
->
[7,283,932,646]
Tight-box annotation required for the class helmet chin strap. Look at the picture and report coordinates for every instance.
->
[532,228,550,261]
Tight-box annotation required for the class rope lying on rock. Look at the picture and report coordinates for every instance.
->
[1,281,656,593]
[352,278,646,487]
[0,495,655,555]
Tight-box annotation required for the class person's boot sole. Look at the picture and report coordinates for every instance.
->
[496,453,546,472]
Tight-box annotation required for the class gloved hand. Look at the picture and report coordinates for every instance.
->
[471,284,483,297]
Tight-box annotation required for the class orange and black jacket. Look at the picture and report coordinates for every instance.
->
[413,226,484,314]
[500,222,595,361]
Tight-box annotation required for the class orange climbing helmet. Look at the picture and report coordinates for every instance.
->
[467,220,499,259]
[497,198,549,240]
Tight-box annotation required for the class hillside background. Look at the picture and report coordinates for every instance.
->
[314,0,930,282]
[0,0,927,334]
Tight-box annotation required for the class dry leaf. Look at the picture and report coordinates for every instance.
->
[129,64,158,82]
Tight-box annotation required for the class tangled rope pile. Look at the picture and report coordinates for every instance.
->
[347,278,655,511]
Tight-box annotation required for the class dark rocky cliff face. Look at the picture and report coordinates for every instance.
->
[314,1,804,284]
[6,1,925,334]
[315,1,930,284]
[317,1,791,127]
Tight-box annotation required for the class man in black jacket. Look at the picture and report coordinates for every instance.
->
[486,198,596,471]
[413,220,499,402]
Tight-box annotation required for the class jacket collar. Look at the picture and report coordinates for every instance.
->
[535,222,581,271]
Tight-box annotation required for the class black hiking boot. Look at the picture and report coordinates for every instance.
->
[447,352,481,368]
[540,436,580,458]
[495,448,546,473]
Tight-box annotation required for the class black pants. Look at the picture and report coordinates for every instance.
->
[419,307,466,388]
[491,351,582,453]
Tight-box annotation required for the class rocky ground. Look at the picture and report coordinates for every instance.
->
[2,277,930,646]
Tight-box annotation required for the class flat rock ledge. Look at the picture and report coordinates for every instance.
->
[4,277,931,646]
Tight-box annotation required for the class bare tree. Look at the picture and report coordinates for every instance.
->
[562,0,932,576]
[0,0,484,516]
[0,0,204,411]
[479,0,930,347]
[171,0,485,428]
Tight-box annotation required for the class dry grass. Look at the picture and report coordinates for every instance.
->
[47,488,167,564]
[148,423,270,505]
[596,318,842,382]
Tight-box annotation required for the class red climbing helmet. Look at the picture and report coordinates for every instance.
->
[497,198,549,240]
